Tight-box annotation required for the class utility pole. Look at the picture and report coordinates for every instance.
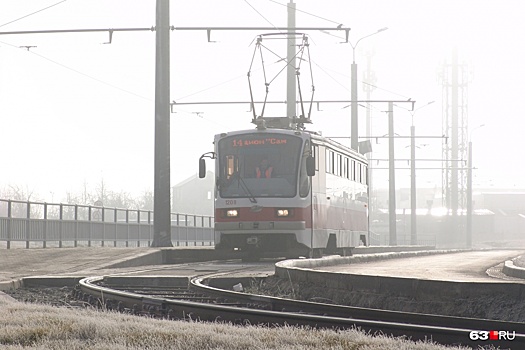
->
[363,50,376,243]
[466,140,472,248]
[410,123,416,245]
[286,0,296,119]
[408,100,434,245]
[349,28,388,151]
[351,58,358,151]
[152,0,173,247]
[388,102,397,245]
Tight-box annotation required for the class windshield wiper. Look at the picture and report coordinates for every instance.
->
[233,173,257,203]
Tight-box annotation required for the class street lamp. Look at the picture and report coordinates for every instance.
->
[349,27,388,151]
[467,124,485,248]
[409,101,434,245]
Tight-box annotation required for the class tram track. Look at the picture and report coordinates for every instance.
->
[76,267,525,348]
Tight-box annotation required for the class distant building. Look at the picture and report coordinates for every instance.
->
[370,187,525,247]
[172,171,214,217]
[478,191,525,242]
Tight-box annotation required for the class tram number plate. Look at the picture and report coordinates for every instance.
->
[246,237,259,245]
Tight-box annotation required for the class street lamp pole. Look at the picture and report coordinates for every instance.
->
[467,124,485,248]
[350,27,387,151]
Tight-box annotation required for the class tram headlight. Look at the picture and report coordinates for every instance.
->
[226,209,239,217]
[276,209,291,217]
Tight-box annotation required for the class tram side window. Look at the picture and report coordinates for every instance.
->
[351,160,355,181]
[326,149,334,174]
[337,154,343,176]
[313,144,319,171]
[334,153,340,176]
[343,157,349,179]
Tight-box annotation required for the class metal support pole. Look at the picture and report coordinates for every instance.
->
[351,62,358,151]
[152,0,173,247]
[388,102,397,245]
[410,125,417,245]
[466,141,472,248]
[286,0,296,119]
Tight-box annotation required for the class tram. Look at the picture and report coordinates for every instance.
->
[199,116,368,259]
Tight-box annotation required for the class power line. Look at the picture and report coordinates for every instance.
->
[313,62,412,100]
[267,0,342,26]
[0,39,152,102]
[0,0,68,28]
[243,0,282,33]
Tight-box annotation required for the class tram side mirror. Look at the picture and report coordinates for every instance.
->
[199,158,206,178]
[306,156,315,176]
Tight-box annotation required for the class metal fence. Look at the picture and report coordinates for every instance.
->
[0,199,214,249]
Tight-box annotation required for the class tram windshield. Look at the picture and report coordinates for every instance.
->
[218,133,303,198]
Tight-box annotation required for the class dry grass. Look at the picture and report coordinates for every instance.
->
[0,297,476,350]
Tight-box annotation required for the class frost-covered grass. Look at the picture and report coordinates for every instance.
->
[0,297,477,350]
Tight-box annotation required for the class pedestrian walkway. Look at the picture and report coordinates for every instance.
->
[0,247,160,285]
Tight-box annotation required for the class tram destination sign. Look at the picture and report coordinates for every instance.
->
[232,137,288,147]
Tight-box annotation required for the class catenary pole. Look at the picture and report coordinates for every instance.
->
[286,0,296,119]
[152,0,173,247]
[388,102,397,245]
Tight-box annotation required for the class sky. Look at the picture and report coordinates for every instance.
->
[1,0,524,203]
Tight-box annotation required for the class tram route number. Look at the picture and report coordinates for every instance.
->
[232,138,287,147]
[225,200,237,205]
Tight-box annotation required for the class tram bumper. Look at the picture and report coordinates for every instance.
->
[214,221,309,257]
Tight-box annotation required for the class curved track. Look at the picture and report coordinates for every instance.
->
[77,268,525,348]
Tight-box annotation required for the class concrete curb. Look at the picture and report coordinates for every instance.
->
[0,278,24,291]
[503,256,525,279]
[276,248,464,271]
[275,248,525,300]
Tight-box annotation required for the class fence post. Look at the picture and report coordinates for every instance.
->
[126,209,129,247]
[201,215,204,246]
[26,201,30,249]
[43,203,47,248]
[88,206,92,247]
[148,210,152,247]
[137,209,140,247]
[209,216,213,246]
[114,208,117,247]
[176,213,180,246]
[59,203,63,248]
[193,214,197,246]
[101,207,105,247]
[7,200,11,249]
[185,214,189,246]
[74,204,78,247]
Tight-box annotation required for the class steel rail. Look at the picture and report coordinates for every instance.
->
[190,276,525,333]
[78,276,525,348]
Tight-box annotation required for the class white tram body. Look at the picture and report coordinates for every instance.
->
[202,123,368,258]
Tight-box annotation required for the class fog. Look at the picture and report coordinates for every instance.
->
[1,0,523,203]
